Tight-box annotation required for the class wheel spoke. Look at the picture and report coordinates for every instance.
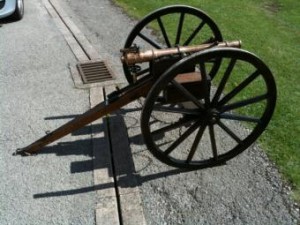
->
[186,125,206,163]
[171,80,205,110]
[220,94,268,112]
[157,17,171,47]
[164,120,201,155]
[138,33,162,49]
[199,62,210,106]
[218,70,260,106]
[209,125,218,159]
[217,121,242,144]
[183,21,206,46]
[175,12,185,45]
[220,112,262,124]
[153,105,200,115]
[212,59,237,105]
[151,117,196,136]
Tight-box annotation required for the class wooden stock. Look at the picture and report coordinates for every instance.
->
[14,77,154,156]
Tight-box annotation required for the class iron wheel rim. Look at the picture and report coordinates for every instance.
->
[123,5,223,84]
[141,48,276,169]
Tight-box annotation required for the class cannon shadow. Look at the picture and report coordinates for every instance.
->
[33,108,191,199]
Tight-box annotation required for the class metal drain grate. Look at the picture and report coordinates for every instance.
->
[77,60,115,84]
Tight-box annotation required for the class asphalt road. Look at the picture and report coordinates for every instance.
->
[58,0,300,224]
[0,0,96,224]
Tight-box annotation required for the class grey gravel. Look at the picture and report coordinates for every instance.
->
[0,0,96,224]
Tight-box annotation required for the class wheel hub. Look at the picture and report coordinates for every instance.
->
[206,108,220,124]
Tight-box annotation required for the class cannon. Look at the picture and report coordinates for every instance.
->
[14,5,276,169]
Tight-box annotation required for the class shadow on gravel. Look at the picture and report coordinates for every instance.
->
[33,110,196,199]
[38,139,93,157]
[33,168,190,199]
[44,114,104,136]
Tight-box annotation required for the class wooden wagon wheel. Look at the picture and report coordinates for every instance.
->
[141,48,277,169]
[123,5,223,84]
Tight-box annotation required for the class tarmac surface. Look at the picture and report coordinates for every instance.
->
[0,0,96,224]
[0,0,299,224]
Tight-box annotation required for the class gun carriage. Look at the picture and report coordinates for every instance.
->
[15,5,276,169]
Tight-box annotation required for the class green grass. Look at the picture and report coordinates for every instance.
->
[114,0,300,201]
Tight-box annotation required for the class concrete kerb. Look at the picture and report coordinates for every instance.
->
[90,87,120,225]
[43,0,88,61]
[47,0,123,89]
[106,85,147,225]
[69,61,122,89]
[43,0,146,224]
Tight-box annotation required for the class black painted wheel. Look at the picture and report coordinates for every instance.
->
[141,48,276,169]
[123,5,223,84]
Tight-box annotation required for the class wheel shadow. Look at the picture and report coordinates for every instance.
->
[33,109,193,199]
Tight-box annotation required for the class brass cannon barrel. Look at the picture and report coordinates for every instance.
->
[121,40,241,65]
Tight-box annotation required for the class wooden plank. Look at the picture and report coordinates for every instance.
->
[106,85,147,225]
[90,87,120,225]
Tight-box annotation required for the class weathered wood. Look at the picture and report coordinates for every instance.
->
[14,77,153,156]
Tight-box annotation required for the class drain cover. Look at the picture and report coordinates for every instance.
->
[77,60,115,84]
